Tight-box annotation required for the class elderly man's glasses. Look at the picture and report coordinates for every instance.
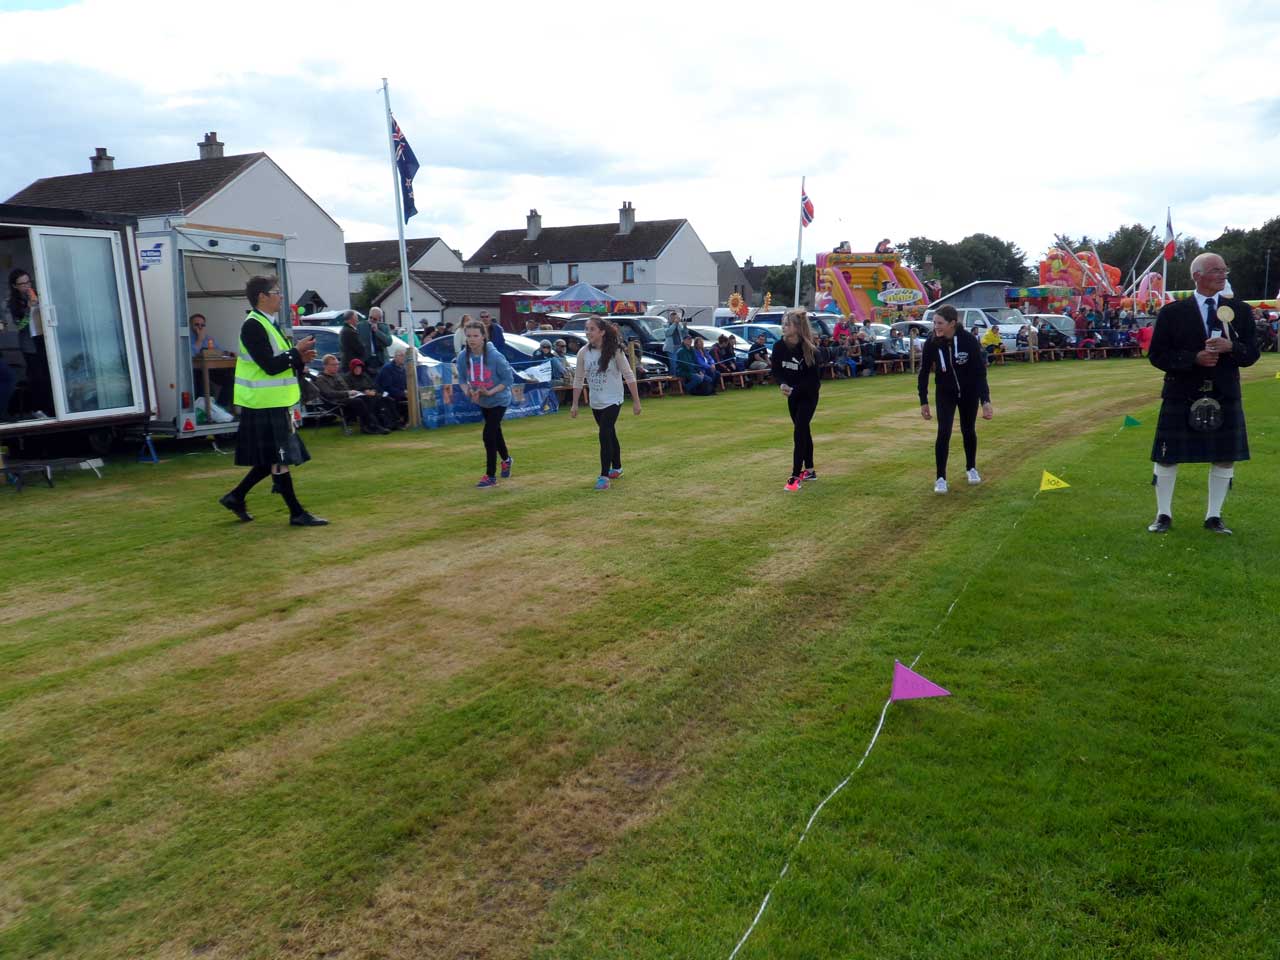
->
[1201,268,1230,277]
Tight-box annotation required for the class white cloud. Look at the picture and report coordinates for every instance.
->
[3,0,1279,269]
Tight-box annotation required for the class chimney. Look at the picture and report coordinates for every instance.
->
[526,209,541,243]
[90,147,114,173]
[198,131,224,160]
[744,257,754,269]
[618,200,635,235]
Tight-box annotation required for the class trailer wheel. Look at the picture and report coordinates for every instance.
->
[83,428,116,457]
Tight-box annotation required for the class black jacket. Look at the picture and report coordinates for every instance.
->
[1149,296,1258,401]
[917,328,990,404]
[340,323,369,370]
[770,339,821,396]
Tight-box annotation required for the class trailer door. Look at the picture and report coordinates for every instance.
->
[29,227,145,420]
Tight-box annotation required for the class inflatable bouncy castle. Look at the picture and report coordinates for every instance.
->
[814,251,931,322]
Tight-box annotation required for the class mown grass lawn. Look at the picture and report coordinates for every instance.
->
[3,356,1278,959]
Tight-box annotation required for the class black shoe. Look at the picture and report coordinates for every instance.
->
[219,493,253,522]
[1204,516,1232,535]
[1147,514,1172,533]
[290,511,329,527]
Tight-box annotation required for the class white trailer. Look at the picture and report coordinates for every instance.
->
[135,218,290,438]
[0,203,156,455]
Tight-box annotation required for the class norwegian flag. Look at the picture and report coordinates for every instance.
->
[1163,208,1175,261]
[800,187,815,227]
[392,117,420,222]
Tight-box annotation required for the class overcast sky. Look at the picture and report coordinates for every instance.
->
[3,0,1278,267]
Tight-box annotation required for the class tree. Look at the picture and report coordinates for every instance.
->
[352,270,397,314]
[901,233,1032,293]
[763,263,816,307]
[1096,224,1157,288]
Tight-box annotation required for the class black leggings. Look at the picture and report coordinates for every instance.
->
[787,389,818,477]
[934,392,978,479]
[481,405,509,477]
[592,403,621,477]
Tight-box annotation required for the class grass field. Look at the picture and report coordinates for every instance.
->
[3,356,1279,959]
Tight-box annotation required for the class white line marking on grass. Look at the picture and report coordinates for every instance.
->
[728,473,1076,957]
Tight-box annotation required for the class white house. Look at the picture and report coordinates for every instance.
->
[464,203,718,308]
[345,236,463,296]
[7,133,349,310]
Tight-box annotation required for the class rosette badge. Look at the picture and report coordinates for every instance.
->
[1217,304,1235,333]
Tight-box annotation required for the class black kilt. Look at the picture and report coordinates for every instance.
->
[234,406,311,467]
[1150,394,1249,464]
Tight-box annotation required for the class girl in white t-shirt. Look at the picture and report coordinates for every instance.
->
[570,317,642,490]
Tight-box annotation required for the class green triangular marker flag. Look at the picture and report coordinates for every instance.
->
[1275,371,1280,380]
[1123,415,1141,427]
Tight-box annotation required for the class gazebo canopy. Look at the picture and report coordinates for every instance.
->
[550,282,614,303]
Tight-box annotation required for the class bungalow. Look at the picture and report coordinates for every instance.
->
[373,269,529,331]
[7,133,349,310]
[345,236,463,296]
[464,203,718,308]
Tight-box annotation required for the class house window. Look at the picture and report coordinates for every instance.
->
[527,264,539,283]
[623,261,634,283]
[568,263,579,283]
[479,266,490,273]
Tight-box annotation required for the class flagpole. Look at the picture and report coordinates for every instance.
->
[382,77,421,427]
[793,177,805,308]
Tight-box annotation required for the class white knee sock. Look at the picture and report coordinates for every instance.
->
[1207,464,1233,520]
[1153,462,1177,517]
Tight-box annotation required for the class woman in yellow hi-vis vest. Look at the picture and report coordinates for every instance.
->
[218,276,327,526]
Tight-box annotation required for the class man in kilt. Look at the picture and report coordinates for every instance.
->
[218,276,328,526]
[1147,253,1258,535]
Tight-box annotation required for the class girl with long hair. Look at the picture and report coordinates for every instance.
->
[4,268,53,417]
[771,309,822,492]
[570,318,642,490]
[917,305,993,493]
[456,319,515,487]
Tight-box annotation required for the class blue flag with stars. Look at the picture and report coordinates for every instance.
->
[391,117,420,221]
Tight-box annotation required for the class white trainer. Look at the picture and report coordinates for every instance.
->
[934,477,948,494]
[967,468,982,485]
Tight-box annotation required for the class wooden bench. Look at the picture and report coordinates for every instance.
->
[875,358,906,374]
[719,369,757,389]
[643,376,683,397]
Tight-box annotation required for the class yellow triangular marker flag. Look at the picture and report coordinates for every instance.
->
[1275,371,1280,379]
[1040,471,1070,492]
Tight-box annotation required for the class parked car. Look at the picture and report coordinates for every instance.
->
[920,307,1027,350]
[723,322,783,346]
[685,325,751,364]
[562,314,670,363]
[419,332,554,381]
[289,324,440,379]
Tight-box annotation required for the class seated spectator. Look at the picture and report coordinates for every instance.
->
[675,334,715,395]
[980,325,1003,360]
[885,328,909,358]
[536,339,569,383]
[832,315,853,342]
[856,329,879,375]
[746,333,770,370]
[375,348,408,400]
[712,335,738,374]
[1015,324,1030,349]
[344,358,400,429]
[553,339,569,362]
[693,336,722,391]
[839,335,860,377]
[313,354,389,434]
[623,338,647,379]
[189,313,235,408]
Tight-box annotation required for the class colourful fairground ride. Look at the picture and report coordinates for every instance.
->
[814,251,932,323]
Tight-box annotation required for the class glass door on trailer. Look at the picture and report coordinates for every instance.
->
[29,227,142,419]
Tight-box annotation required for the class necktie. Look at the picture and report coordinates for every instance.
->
[1205,297,1218,337]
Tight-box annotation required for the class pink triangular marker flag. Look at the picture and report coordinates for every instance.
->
[890,660,951,702]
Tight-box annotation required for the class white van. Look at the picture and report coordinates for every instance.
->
[921,306,1025,350]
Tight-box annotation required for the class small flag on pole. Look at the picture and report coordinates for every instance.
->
[1163,209,1175,262]
[800,187,814,227]
[1123,415,1141,427]
[890,661,951,702]
[391,117,420,222]
[1039,470,1070,491]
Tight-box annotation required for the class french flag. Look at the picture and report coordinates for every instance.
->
[800,188,814,227]
[1163,208,1175,261]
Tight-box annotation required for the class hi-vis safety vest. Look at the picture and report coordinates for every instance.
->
[233,310,300,409]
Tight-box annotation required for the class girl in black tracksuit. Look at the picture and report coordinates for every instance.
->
[771,310,822,490]
[917,306,993,488]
